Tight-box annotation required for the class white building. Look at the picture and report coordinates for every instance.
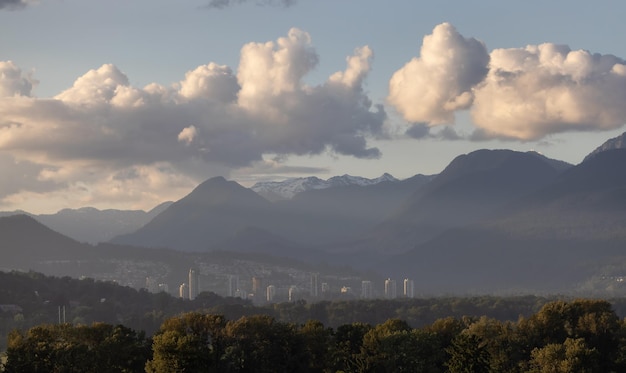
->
[266,285,276,302]
[179,283,189,300]
[310,273,319,297]
[403,278,415,298]
[189,268,199,300]
[384,278,397,299]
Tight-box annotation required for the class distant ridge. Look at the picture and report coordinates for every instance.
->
[0,202,173,244]
[583,131,626,162]
[0,215,95,269]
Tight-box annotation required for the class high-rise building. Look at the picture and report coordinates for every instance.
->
[188,268,199,300]
[310,273,319,297]
[384,278,397,299]
[403,278,415,298]
[266,285,276,302]
[179,283,189,300]
[361,280,373,299]
[228,275,239,297]
[252,277,263,295]
[321,282,330,294]
[289,285,298,302]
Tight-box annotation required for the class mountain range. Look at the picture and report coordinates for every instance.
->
[4,131,626,295]
[0,202,172,244]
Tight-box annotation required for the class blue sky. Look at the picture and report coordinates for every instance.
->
[1,0,626,213]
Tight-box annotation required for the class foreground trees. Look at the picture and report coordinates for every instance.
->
[3,299,626,372]
[3,323,150,373]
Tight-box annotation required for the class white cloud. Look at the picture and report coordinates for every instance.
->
[389,22,626,141]
[471,44,626,140]
[177,125,198,145]
[178,63,239,103]
[0,28,385,211]
[388,23,489,125]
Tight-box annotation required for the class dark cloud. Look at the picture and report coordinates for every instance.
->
[436,126,462,141]
[0,0,30,10]
[406,123,430,139]
[205,0,295,9]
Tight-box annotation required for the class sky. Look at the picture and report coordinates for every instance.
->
[2,0,626,213]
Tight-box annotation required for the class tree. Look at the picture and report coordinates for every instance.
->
[221,315,307,373]
[445,333,492,373]
[330,322,372,373]
[527,338,599,373]
[3,323,150,373]
[145,313,226,373]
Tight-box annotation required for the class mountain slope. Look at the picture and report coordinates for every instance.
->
[0,215,96,270]
[356,150,569,254]
[583,131,626,162]
[266,174,434,246]
[111,177,275,251]
[384,149,626,293]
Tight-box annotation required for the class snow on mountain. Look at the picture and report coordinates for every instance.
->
[251,173,399,201]
[583,131,626,162]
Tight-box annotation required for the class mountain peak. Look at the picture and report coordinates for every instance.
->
[583,132,626,163]
[183,176,267,207]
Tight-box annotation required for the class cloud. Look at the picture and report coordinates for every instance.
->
[0,0,32,10]
[0,61,36,96]
[0,28,385,211]
[178,125,198,145]
[205,0,295,9]
[388,23,489,125]
[405,123,463,141]
[471,44,626,140]
[389,22,626,141]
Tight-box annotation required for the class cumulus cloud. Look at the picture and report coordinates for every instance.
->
[389,22,626,141]
[0,61,36,96]
[178,125,198,145]
[0,0,33,10]
[205,0,295,9]
[388,23,489,125]
[471,44,626,140]
[0,28,385,211]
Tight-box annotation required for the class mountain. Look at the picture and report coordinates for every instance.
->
[384,148,626,294]
[355,150,571,254]
[583,131,626,162]
[113,173,434,254]
[0,215,96,271]
[251,173,400,201]
[268,174,434,246]
[37,202,173,244]
[0,202,172,244]
[111,177,275,251]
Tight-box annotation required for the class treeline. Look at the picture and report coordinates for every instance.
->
[3,299,626,372]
